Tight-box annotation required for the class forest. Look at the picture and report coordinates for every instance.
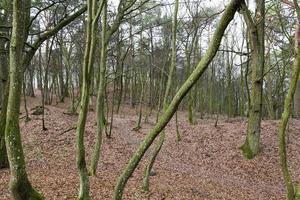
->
[0,0,300,199]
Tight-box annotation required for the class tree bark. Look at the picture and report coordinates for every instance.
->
[0,11,9,169]
[90,0,107,176]
[240,0,265,159]
[75,0,101,199]
[279,29,300,200]
[5,0,44,199]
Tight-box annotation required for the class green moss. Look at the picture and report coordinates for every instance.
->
[29,188,44,200]
[240,131,261,160]
[239,140,254,159]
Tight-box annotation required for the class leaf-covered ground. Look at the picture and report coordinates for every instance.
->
[1,96,300,200]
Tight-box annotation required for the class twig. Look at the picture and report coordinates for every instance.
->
[60,126,76,135]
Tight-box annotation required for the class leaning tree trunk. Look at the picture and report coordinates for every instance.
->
[240,0,265,159]
[113,0,242,199]
[5,0,44,199]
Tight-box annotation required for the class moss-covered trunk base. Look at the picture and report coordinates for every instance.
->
[240,135,260,159]
[142,132,165,191]
[10,178,44,200]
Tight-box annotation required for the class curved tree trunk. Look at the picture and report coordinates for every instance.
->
[279,1,300,198]
[113,0,242,198]
[90,0,135,175]
[279,30,300,200]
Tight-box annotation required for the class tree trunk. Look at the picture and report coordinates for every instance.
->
[5,0,44,199]
[90,1,107,176]
[76,0,99,199]
[0,82,9,169]
[0,12,9,169]
[279,30,300,200]
[293,79,300,117]
[112,1,242,198]
[240,0,265,159]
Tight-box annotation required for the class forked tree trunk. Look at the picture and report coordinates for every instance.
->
[5,0,44,199]
[240,0,265,159]
[90,0,135,175]
[76,0,103,199]
[90,1,107,176]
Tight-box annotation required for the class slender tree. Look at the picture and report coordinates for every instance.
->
[89,0,107,177]
[76,0,104,198]
[90,0,137,176]
[278,1,300,199]
[279,33,300,200]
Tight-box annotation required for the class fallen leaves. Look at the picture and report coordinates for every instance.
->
[0,96,298,199]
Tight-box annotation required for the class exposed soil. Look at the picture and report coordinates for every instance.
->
[1,95,300,200]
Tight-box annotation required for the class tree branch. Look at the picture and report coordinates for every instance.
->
[31,5,87,50]
[218,48,250,56]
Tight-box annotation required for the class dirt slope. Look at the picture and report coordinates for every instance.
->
[1,96,299,199]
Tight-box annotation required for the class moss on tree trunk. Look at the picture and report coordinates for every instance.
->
[239,0,265,159]
[90,1,107,176]
[278,27,300,200]
[5,0,44,199]
[75,0,100,198]
[112,0,242,198]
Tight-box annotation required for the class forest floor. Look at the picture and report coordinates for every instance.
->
[1,95,300,200]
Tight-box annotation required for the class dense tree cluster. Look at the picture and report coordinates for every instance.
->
[1,0,300,199]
